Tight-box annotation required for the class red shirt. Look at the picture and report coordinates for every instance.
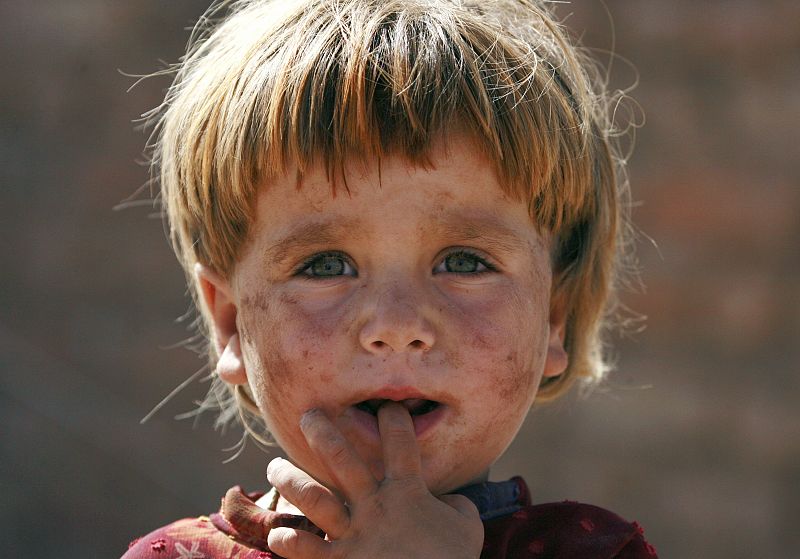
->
[122,477,658,558]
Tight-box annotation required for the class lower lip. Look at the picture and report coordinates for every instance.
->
[350,404,446,442]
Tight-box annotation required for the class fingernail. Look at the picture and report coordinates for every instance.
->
[266,457,282,477]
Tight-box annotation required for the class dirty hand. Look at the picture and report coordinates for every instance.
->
[265,402,483,558]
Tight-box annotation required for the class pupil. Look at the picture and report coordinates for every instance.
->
[445,253,478,273]
[312,255,344,276]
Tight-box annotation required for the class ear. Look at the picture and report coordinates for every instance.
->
[195,263,247,385]
[542,290,569,379]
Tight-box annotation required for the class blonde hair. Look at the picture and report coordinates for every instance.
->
[147,0,634,446]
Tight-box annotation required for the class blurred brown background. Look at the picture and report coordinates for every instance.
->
[1,2,797,557]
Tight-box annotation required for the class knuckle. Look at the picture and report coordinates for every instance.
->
[294,479,324,510]
[326,437,351,468]
[387,475,424,494]
[385,424,411,442]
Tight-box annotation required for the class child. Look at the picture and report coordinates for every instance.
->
[125,0,657,557]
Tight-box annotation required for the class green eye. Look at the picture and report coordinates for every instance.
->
[298,252,356,278]
[311,255,344,275]
[436,250,494,274]
[445,252,479,273]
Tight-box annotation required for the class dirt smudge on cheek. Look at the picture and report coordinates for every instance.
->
[238,291,274,345]
[499,365,533,405]
[474,377,527,452]
[256,349,293,409]
[470,330,492,350]
[279,291,342,345]
[237,290,299,411]
[459,300,507,352]
[242,290,274,313]
[442,348,464,370]
[500,339,547,405]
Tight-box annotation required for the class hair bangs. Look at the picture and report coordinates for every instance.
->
[266,2,596,226]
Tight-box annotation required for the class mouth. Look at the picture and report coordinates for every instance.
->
[347,394,447,440]
[354,398,441,417]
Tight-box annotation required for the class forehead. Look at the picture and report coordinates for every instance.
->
[244,137,549,264]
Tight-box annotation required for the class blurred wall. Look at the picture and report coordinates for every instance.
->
[1,2,797,557]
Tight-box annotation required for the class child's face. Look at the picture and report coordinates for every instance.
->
[210,135,566,496]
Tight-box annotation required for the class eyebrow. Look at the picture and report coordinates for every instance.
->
[431,213,530,255]
[265,218,363,264]
[264,212,531,265]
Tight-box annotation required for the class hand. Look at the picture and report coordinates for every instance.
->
[265,402,484,558]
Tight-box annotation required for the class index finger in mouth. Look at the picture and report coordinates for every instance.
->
[377,402,423,483]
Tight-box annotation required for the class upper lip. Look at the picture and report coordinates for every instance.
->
[347,386,446,408]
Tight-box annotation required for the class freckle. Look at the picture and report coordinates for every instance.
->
[445,349,464,369]
[302,350,309,358]
[470,331,492,350]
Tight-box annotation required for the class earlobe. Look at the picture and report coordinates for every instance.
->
[216,332,247,385]
[195,263,248,385]
[542,293,569,379]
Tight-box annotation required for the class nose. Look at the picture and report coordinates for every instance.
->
[358,283,436,355]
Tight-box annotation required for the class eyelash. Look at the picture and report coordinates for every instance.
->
[433,249,497,275]
[293,249,497,279]
[294,251,357,278]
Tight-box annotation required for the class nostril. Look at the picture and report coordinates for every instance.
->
[361,328,435,354]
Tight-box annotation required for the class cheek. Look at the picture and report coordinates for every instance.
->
[442,285,549,377]
[453,348,543,479]
[438,287,548,440]
[237,290,353,410]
